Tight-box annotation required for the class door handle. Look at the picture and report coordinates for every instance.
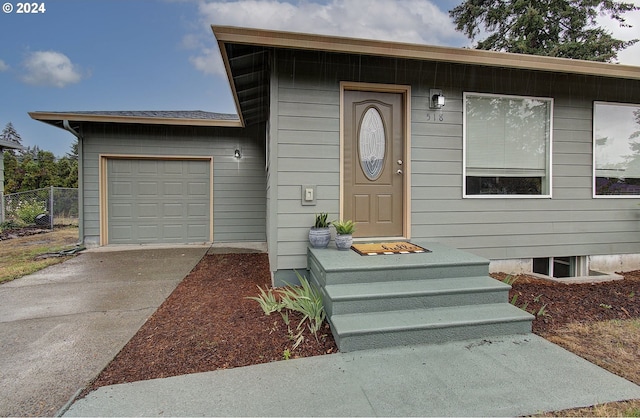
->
[396,169,403,175]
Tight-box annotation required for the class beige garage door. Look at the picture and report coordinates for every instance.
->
[107,158,211,244]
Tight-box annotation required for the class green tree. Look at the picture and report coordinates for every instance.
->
[450,0,639,62]
[1,123,79,193]
[2,151,19,193]
[14,147,54,188]
[55,156,78,188]
[66,139,78,161]
[0,122,22,146]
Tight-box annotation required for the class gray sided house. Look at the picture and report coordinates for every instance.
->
[31,26,640,285]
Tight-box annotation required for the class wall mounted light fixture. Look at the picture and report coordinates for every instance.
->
[234,149,242,159]
[430,89,445,109]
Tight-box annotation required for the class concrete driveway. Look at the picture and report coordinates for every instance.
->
[0,246,208,417]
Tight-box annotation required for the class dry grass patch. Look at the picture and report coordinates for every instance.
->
[545,400,640,417]
[542,319,640,416]
[0,227,79,283]
[545,319,640,385]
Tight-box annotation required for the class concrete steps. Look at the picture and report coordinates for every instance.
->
[331,303,533,352]
[308,242,533,352]
[324,276,511,316]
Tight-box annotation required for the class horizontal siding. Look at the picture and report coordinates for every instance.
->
[82,123,266,245]
[271,49,640,273]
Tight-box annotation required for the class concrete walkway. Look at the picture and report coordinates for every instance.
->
[64,334,640,417]
[0,246,208,417]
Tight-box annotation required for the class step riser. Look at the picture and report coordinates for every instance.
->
[325,289,509,316]
[309,258,490,287]
[334,320,532,352]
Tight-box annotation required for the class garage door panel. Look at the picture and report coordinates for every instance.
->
[110,225,133,241]
[163,203,184,218]
[107,159,210,244]
[111,160,133,174]
[187,224,209,239]
[188,182,208,196]
[110,203,133,219]
[112,182,133,196]
[164,160,185,175]
[187,203,208,217]
[188,162,208,175]
[162,224,184,239]
[163,182,184,196]
[138,224,160,239]
[137,203,159,218]
[137,182,159,196]
[138,160,159,175]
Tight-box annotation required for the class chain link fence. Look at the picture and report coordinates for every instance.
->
[0,187,78,229]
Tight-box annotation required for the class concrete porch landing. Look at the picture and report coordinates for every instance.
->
[308,241,533,351]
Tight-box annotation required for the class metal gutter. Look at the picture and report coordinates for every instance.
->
[63,120,84,246]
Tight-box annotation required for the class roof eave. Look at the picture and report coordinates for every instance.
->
[212,25,640,81]
[0,140,23,150]
[215,36,247,127]
[28,111,243,128]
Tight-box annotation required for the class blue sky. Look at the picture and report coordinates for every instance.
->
[1,0,639,157]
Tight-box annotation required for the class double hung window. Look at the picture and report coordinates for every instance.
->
[593,102,640,197]
[464,93,553,197]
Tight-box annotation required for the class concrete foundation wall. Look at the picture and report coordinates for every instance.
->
[490,254,640,275]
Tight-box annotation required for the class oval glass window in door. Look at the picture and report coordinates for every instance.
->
[359,107,386,180]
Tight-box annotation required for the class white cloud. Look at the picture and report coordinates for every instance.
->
[186,0,640,77]
[0,59,8,72]
[21,51,84,87]
[186,0,468,77]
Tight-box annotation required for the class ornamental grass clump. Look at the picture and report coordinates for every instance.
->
[279,271,326,336]
[246,285,283,315]
[246,271,327,342]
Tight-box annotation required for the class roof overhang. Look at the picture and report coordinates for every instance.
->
[213,25,640,81]
[29,111,243,130]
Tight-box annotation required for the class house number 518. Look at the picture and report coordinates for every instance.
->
[425,112,444,122]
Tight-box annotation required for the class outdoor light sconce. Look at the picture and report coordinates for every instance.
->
[234,149,242,159]
[430,89,445,109]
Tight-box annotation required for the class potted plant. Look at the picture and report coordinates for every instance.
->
[309,213,332,248]
[333,219,355,250]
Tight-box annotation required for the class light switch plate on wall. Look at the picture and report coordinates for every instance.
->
[301,185,316,205]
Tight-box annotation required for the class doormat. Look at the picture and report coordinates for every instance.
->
[351,242,431,256]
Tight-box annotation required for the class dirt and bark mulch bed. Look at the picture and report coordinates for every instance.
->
[87,252,335,391]
[0,226,52,241]
[86,252,640,393]
[494,271,640,335]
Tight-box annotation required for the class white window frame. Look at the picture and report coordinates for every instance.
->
[592,101,640,199]
[463,92,554,198]
[533,256,588,278]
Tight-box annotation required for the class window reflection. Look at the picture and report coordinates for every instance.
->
[464,93,552,196]
[594,102,640,196]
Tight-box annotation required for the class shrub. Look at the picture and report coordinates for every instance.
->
[15,199,47,224]
[246,271,327,342]
[0,220,24,232]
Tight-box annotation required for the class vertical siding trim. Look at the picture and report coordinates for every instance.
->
[267,54,279,283]
[339,81,412,238]
[98,154,214,245]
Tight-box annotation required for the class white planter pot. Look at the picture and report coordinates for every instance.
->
[335,234,353,250]
[309,227,331,248]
